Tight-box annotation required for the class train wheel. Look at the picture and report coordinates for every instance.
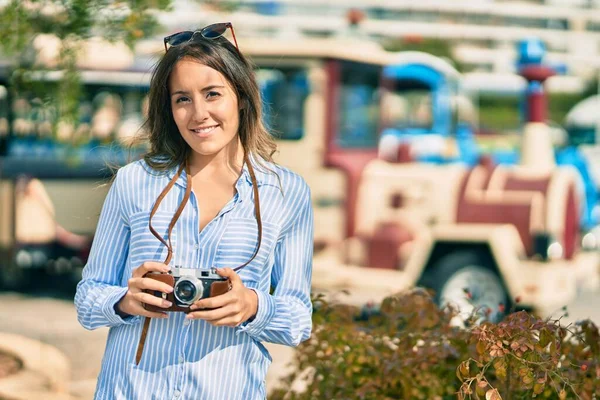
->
[425,251,509,324]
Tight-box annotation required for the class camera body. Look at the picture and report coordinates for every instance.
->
[143,267,230,313]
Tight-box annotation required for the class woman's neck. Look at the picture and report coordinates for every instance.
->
[188,137,245,183]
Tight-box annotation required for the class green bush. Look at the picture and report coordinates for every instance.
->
[477,90,595,134]
[271,290,600,400]
[478,95,522,133]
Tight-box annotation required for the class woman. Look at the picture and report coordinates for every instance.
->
[75,23,313,399]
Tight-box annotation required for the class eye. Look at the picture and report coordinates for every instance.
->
[206,91,221,100]
[175,96,190,104]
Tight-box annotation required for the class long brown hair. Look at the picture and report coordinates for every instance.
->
[140,34,277,172]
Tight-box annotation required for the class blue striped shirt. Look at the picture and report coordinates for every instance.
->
[74,157,313,400]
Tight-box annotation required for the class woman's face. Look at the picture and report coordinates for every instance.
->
[169,58,240,161]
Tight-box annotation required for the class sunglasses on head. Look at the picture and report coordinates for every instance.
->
[163,22,240,54]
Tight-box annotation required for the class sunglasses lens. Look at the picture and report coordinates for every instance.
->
[202,23,228,39]
[168,31,194,46]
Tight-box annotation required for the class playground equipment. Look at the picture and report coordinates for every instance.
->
[377,38,600,234]
[310,40,600,319]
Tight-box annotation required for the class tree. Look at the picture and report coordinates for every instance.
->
[382,37,467,72]
[0,0,172,139]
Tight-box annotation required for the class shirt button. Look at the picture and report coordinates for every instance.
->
[183,319,190,326]
[178,355,184,363]
[173,390,181,398]
[194,243,200,250]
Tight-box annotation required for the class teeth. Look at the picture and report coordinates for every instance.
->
[192,125,217,134]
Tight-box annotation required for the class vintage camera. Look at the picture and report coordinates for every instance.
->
[143,267,230,313]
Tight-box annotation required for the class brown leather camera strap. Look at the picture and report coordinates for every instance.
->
[234,154,262,272]
[149,162,191,266]
[135,153,262,365]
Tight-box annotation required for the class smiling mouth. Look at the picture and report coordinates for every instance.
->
[190,125,218,135]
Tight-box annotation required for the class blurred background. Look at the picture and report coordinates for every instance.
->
[0,0,599,398]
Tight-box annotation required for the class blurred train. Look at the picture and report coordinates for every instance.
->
[0,36,597,320]
[378,38,600,234]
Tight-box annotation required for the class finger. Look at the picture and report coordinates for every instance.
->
[133,292,173,309]
[215,267,239,281]
[190,292,235,310]
[216,267,242,285]
[132,261,170,278]
[128,277,173,294]
[187,305,237,321]
[124,302,169,319]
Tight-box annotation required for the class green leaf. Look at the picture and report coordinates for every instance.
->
[533,382,544,395]
[539,328,553,348]
[476,340,487,355]
[0,0,170,142]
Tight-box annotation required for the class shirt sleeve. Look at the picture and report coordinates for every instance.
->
[74,169,141,330]
[238,181,313,346]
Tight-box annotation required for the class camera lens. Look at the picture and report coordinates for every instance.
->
[173,277,203,305]
[176,281,195,302]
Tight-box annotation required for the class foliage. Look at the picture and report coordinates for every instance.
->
[477,94,521,132]
[477,90,594,135]
[547,91,594,127]
[382,37,467,73]
[0,0,171,135]
[271,290,600,400]
[200,0,242,13]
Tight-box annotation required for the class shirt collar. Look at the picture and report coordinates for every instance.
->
[166,155,265,191]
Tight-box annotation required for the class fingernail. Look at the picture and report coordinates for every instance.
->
[185,314,193,319]
[164,301,172,307]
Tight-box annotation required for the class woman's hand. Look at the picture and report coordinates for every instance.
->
[187,267,258,327]
[115,261,174,319]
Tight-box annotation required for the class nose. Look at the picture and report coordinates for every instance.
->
[191,100,209,123]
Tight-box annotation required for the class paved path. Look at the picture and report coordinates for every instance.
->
[553,289,600,325]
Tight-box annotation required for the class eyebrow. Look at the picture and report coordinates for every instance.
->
[170,85,225,97]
